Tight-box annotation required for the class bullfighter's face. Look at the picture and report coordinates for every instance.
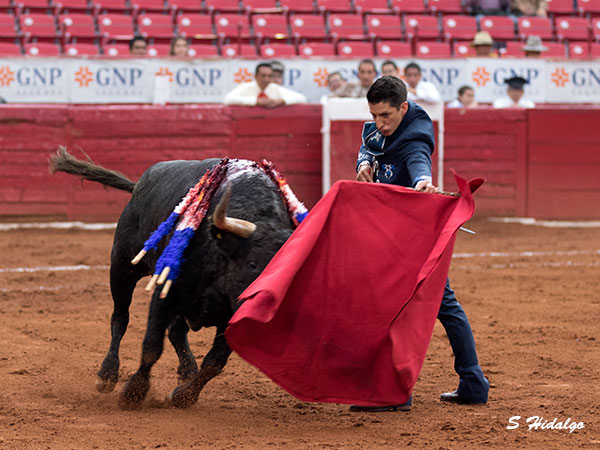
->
[368,100,409,137]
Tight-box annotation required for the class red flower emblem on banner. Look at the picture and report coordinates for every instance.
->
[155,67,173,82]
[551,67,569,88]
[472,66,491,87]
[75,66,93,87]
[234,67,252,84]
[313,67,328,87]
[0,65,15,87]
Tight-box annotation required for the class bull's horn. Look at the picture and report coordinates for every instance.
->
[213,184,257,239]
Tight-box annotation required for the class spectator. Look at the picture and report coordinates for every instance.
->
[270,61,285,85]
[129,35,148,56]
[403,62,441,106]
[327,71,347,96]
[493,76,535,108]
[466,0,510,14]
[522,35,548,57]
[0,95,6,103]
[512,0,547,17]
[333,59,377,98]
[381,60,401,78]
[447,86,478,108]
[170,36,189,57]
[224,62,306,107]
[471,31,497,57]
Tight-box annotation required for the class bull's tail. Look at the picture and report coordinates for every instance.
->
[49,146,136,193]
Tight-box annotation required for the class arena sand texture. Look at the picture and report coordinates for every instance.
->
[0,217,598,449]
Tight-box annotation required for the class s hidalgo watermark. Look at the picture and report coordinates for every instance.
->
[507,416,585,433]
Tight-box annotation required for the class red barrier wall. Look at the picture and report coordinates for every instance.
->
[0,105,599,221]
[0,104,322,221]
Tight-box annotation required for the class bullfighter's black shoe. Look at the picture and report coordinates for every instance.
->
[440,390,487,405]
[349,401,411,412]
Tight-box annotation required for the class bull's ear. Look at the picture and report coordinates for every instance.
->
[209,224,243,257]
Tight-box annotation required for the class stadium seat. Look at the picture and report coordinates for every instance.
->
[479,15,516,40]
[593,17,600,40]
[500,40,524,57]
[414,40,450,57]
[280,0,316,13]
[366,14,403,39]
[336,40,374,56]
[60,13,97,42]
[0,13,18,40]
[102,41,128,54]
[316,0,354,13]
[25,41,61,54]
[242,0,282,14]
[591,42,600,57]
[289,13,327,41]
[578,0,600,15]
[92,0,130,13]
[0,0,13,14]
[252,14,290,40]
[544,40,566,57]
[428,0,463,14]
[188,42,219,56]
[131,0,173,13]
[0,41,22,54]
[298,41,335,56]
[376,39,411,57]
[546,0,576,15]
[214,13,253,41]
[259,41,296,57]
[204,0,242,13]
[137,13,175,40]
[147,42,169,55]
[176,14,215,40]
[98,13,134,41]
[64,41,99,54]
[328,13,367,40]
[15,0,52,14]
[354,0,392,14]
[391,0,426,14]
[442,15,477,40]
[19,13,58,40]
[568,41,590,58]
[453,40,475,57]
[54,0,94,14]
[555,17,590,41]
[517,16,553,40]
[221,42,257,56]
[169,0,201,12]
[405,14,441,39]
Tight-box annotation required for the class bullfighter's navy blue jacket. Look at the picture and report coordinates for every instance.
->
[356,101,435,188]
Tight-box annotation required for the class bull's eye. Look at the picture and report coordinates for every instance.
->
[248,261,258,270]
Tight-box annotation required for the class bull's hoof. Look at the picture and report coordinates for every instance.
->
[119,374,150,410]
[169,384,200,409]
[95,376,117,393]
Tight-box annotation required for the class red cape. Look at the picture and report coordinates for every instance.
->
[226,173,483,406]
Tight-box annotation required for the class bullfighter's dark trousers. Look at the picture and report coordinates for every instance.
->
[437,278,489,403]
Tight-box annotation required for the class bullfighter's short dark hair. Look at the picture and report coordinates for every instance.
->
[367,76,407,109]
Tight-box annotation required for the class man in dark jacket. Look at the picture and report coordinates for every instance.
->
[352,76,489,412]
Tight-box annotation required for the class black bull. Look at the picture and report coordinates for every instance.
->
[49,148,294,409]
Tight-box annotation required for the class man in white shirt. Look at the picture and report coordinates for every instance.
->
[224,62,306,107]
[492,76,535,109]
[403,62,441,107]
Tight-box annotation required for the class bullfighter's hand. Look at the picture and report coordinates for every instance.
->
[414,179,438,193]
[356,163,373,183]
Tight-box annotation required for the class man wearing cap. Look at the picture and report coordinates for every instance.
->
[270,61,285,85]
[493,76,535,108]
[522,35,548,57]
[471,31,497,57]
[224,62,306,107]
[350,76,490,412]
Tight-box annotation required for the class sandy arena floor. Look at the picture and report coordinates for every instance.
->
[0,216,598,449]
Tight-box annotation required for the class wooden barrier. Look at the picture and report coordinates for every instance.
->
[0,104,598,221]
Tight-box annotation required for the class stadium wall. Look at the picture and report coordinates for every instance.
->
[0,104,598,221]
